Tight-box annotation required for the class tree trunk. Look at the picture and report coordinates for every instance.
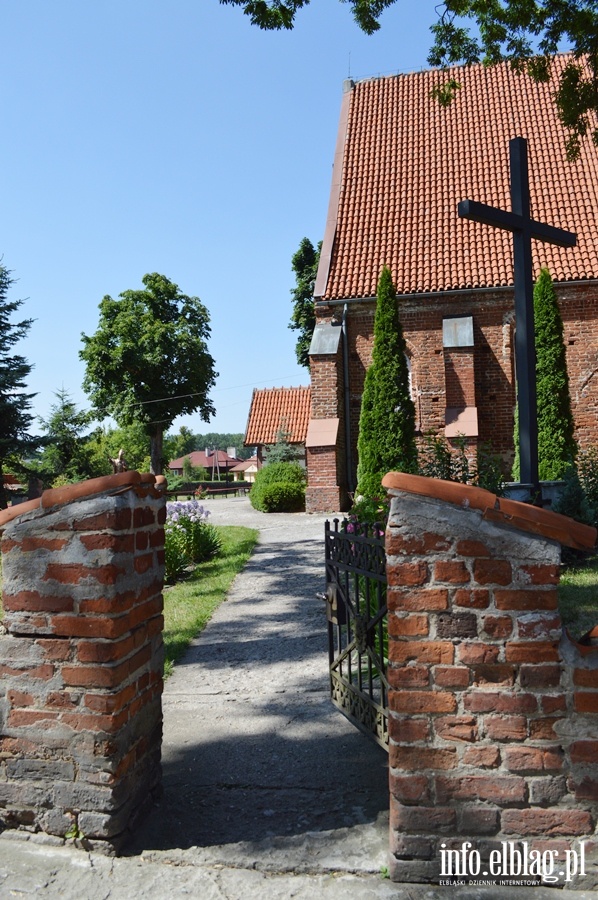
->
[150,426,164,475]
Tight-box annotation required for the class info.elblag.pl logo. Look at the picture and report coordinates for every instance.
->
[439,840,587,885]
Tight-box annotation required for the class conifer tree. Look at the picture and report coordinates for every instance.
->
[356,267,417,499]
[512,268,576,481]
[0,265,38,508]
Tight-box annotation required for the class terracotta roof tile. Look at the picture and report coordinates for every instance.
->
[169,450,237,470]
[319,56,598,300]
[244,386,311,446]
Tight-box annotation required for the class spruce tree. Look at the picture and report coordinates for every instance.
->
[512,268,576,481]
[0,265,38,507]
[355,267,417,499]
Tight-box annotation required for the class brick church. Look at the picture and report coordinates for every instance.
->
[305,55,598,514]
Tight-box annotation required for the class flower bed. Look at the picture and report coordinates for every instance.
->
[165,499,222,581]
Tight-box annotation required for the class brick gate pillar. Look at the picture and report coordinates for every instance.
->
[382,472,598,889]
[0,471,165,848]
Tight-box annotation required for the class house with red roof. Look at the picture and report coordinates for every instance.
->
[168,448,239,479]
[244,386,311,464]
[306,55,598,513]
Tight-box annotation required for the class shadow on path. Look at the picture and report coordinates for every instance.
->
[128,505,389,857]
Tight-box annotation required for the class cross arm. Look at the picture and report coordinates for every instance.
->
[458,199,576,248]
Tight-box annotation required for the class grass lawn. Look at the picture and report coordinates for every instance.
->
[162,525,258,676]
[558,554,598,641]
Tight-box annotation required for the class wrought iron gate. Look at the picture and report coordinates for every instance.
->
[324,519,389,750]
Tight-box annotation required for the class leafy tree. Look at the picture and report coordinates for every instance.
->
[182,456,209,481]
[289,237,320,368]
[35,388,95,484]
[221,0,598,160]
[355,266,417,500]
[80,273,217,475]
[164,425,197,461]
[0,265,39,508]
[86,421,156,475]
[513,268,576,482]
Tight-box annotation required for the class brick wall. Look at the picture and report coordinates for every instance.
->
[308,281,598,511]
[383,474,598,888]
[0,471,165,848]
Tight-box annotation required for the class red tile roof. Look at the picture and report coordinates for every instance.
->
[168,449,238,471]
[244,386,311,446]
[316,55,598,300]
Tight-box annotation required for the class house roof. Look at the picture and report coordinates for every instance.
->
[244,386,311,446]
[316,55,598,301]
[168,449,238,470]
[230,458,261,473]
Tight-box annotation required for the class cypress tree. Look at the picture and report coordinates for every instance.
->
[355,267,417,499]
[512,268,576,481]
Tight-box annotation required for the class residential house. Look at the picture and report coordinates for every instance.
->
[168,448,239,480]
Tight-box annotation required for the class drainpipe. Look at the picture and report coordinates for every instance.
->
[342,303,354,493]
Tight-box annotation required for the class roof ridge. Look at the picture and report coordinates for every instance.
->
[350,51,575,87]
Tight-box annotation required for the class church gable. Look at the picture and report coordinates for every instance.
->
[316,55,598,303]
[306,56,598,514]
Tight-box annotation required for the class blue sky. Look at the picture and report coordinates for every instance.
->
[2,0,440,440]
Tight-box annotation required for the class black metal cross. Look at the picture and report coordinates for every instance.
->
[458,137,576,497]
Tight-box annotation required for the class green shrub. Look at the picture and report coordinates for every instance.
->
[164,524,189,582]
[164,500,222,582]
[554,449,598,530]
[250,461,305,512]
[418,434,506,495]
[186,521,222,562]
[260,481,305,512]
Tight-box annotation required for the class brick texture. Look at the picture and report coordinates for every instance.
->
[385,486,598,888]
[0,476,165,848]
[306,283,598,515]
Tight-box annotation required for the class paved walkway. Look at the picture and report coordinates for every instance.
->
[1,498,596,897]
[128,497,390,860]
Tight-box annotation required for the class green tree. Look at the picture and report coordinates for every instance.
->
[221,0,598,160]
[35,388,95,484]
[164,425,197,462]
[80,273,218,475]
[513,268,576,482]
[289,237,320,368]
[264,423,298,463]
[355,266,417,499]
[86,421,155,476]
[0,265,39,508]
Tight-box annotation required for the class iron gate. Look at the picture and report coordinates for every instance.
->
[324,519,389,750]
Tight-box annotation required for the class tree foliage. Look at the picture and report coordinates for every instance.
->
[164,430,251,461]
[221,0,598,160]
[80,273,218,475]
[512,268,576,481]
[0,265,38,508]
[355,266,417,500]
[35,388,96,484]
[289,237,320,368]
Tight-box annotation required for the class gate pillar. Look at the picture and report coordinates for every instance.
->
[382,472,598,889]
[0,472,165,848]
